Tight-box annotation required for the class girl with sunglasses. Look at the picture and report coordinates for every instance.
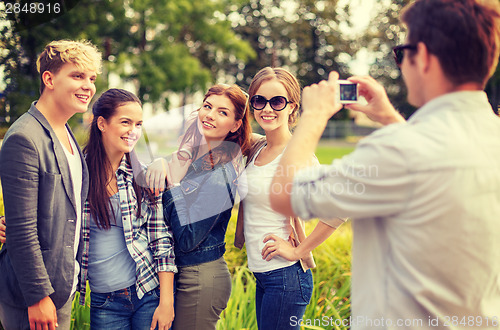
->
[146,84,251,329]
[235,67,343,330]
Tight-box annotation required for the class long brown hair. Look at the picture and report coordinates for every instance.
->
[83,88,148,230]
[179,84,252,165]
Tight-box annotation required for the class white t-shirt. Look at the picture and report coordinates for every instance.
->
[292,91,500,329]
[243,146,296,273]
[62,128,83,295]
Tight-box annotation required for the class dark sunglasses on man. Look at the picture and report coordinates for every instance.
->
[393,44,417,66]
[250,95,290,111]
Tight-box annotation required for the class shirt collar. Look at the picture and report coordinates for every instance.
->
[408,91,492,123]
[116,154,134,181]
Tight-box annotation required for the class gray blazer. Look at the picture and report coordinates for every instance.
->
[0,103,89,309]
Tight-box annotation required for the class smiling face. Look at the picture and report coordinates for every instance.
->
[47,62,97,116]
[98,102,143,158]
[253,79,295,133]
[198,94,242,143]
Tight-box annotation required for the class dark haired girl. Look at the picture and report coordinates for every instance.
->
[79,88,176,330]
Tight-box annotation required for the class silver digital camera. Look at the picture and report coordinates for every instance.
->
[336,80,358,104]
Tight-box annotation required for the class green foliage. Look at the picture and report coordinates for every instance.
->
[232,0,356,90]
[218,266,257,329]
[360,0,416,118]
[71,286,91,330]
[0,0,256,122]
[303,221,352,330]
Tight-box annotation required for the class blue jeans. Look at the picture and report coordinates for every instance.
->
[90,285,160,330]
[254,262,313,330]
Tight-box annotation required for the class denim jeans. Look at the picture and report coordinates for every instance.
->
[254,262,313,330]
[90,285,160,330]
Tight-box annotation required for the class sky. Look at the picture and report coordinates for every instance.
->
[340,0,379,75]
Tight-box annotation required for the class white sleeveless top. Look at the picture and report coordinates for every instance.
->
[243,145,295,273]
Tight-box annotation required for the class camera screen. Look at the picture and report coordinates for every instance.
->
[339,84,357,101]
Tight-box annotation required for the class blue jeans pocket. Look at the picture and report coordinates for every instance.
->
[298,269,313,303]
[90,292,112,309]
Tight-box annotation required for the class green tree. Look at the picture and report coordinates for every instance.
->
[113,0,255,109]
[0,0,130,123]
[232,0,356,88]
[359,0,415,118]
[363,0,500,118]
[0,0,255,124]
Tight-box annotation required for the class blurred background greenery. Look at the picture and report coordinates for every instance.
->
[1,0,498,133]
[1,0,500,328]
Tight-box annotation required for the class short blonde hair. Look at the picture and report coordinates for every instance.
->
[36,40,102,94]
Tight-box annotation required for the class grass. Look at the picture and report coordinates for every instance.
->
[315,146,355,165]
[0,141,356,330]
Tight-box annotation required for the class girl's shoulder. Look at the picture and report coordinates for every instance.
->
[247,134,267,164]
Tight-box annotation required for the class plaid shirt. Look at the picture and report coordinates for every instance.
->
[79,155,176,304]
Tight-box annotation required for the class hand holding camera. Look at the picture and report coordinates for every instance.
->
[344,75,405,125]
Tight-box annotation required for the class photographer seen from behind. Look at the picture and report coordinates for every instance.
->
[270,0,500,329]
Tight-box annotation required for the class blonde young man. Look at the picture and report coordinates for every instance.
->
[270,0,500,329]
[0,40,102,330]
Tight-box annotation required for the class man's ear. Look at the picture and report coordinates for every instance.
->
[416,42,432,74]
[41,71,55,90]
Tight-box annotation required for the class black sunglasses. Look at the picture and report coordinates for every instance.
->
[393,44,417,66]
[250,95,290,111]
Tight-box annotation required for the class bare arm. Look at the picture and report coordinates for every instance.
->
[270,72,343,216]
[261,220,343,261]
[150,271,175,330]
